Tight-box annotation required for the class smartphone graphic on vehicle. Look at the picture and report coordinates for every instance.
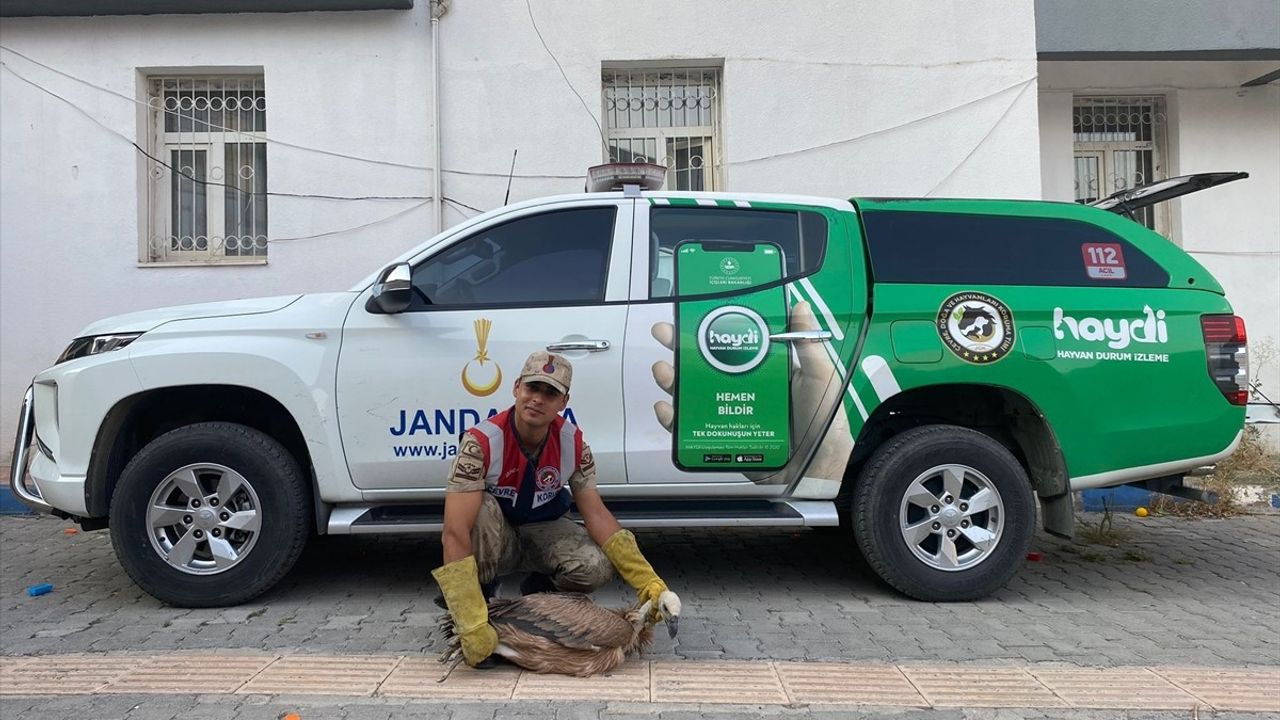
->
[672,240,791,471]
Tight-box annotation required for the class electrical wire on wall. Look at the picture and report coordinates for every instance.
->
[0,44,585,181]
[524,0,610,159]
[721,77,1037,168]
[0,60,483,243]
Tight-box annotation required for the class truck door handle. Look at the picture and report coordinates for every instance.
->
[546,340,611,352]
[770,330,832,343]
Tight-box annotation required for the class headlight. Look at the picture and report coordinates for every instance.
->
[55,333,143,364]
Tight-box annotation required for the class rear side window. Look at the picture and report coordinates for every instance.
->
[649,207,828,298]
[861,211,1169,287]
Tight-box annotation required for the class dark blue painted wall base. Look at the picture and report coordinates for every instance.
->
[0,487,35,515]
[1080,485,1154,512]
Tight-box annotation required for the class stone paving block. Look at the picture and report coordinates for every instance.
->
[650,661,787,704]
[1029,666,1199,710]
[899,666,1067,708]
[775,661,927,706]
[1153,667,1280,713]
[379,656,519,699]
[237,654,399,696]
[0,654,146,694]
[513,660,649,702]
[3,514,1280,676]
[103,653,277,694]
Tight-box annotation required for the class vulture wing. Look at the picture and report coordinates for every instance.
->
[489,593,635,650]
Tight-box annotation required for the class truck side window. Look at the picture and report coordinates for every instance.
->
[410,207,616,309]
[649,207,827,298]
[861,210,1170,287]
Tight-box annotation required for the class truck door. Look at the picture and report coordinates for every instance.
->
[336,199,633,494]
[622,197,867,488]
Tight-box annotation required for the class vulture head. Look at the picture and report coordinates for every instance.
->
[438,591,682,678]
[647,589,682,639]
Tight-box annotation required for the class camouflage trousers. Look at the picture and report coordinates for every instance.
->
[471,493,615,593]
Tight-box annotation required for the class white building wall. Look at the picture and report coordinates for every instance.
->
[0,1,1043,460]
[1039,61,1280,446]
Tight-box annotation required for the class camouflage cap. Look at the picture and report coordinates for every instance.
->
[518,350,572,395]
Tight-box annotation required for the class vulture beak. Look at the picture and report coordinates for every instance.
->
[658,589,682,639]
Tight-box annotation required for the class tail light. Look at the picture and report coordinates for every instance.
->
[1201,314,1248,406]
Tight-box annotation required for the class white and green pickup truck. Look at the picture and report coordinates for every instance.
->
[11,172,1249,606]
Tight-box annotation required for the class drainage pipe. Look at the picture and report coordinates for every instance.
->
[430,0,448,233]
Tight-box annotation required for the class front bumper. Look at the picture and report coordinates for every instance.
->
[9,385,52,513]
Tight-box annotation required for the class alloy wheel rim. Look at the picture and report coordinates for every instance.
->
[897,463,1004,572]
[146,463,262,576]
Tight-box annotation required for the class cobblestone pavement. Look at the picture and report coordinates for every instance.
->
[2,512,1279,718]
[2,694,1274,720]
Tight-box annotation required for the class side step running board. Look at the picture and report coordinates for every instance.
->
[327,499,839,535]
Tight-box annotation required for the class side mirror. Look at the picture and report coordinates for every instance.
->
[366,262,413,314]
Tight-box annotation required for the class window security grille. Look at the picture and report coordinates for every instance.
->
[145,76,268,262]
[603,68,721,191]
[1072,95,1168,232]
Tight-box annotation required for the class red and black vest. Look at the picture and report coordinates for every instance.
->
[466,408,584,526]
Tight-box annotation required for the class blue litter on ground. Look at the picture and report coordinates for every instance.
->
[1081,485,1153,512]
[1271,493,1280,509]
[26,583,54,597]
[0,486,36,516]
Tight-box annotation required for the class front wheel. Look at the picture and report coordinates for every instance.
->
[109,422,312,607]
[852,425,1035,601]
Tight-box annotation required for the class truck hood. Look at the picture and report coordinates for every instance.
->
[77,295,302,337]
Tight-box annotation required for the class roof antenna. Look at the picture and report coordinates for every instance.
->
[504,149,518,205]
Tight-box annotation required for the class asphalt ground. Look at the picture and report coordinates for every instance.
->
[2,512,1278,718]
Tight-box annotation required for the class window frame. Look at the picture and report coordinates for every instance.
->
[602,66,723,192]
[141,73,269,265]
[1072,94,1171,237]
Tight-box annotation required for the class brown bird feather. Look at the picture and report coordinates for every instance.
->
[438,592,654,678]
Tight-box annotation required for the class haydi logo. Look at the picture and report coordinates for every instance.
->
[708,325,760,348]
[698,305,770,374]
[1054,306,1168,350]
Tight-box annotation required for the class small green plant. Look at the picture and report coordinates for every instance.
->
[1076,500,1131,547]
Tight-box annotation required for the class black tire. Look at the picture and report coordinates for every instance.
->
[852,424,1034,602]
[109,422,312,607]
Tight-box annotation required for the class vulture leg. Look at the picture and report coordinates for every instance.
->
[437,655,464,683]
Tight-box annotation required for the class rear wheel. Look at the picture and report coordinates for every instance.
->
[852,425,1034,601]
[109,422,311,607]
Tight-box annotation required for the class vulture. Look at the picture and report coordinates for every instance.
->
[438,591,681,678]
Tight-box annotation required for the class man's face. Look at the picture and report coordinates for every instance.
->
[513,379,568,431]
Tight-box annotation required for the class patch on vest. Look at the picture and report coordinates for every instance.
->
[536,466,561,490]
[532,466,563,508]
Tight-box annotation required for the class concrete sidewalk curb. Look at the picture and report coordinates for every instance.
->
[1,653,1277,713]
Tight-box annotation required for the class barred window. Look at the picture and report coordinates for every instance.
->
[602,67,721,191]
[1072,95,1168,233]
[144,76,268,263]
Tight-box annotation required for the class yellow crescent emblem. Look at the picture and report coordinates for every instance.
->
[462,361,502,396]
[462,318,502,397]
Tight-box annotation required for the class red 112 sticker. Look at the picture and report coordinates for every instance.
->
[1082,242,1127,280]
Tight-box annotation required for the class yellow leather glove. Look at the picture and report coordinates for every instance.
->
[602,529,668,623]
[431,556,498,667]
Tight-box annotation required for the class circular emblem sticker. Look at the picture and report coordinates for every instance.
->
[937,292,1015,364]
[719,257,740,275]
[697,305,770,374]
[536,467,561,490]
